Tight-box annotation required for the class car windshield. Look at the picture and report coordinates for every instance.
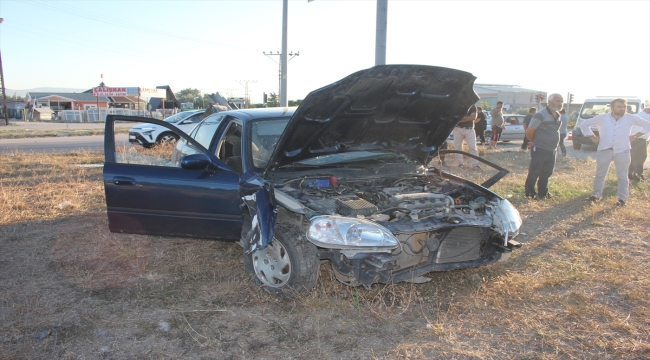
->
[193,114,224,149]
[163,112,196,123]
[579,101,639,120]
[250,118,291,169]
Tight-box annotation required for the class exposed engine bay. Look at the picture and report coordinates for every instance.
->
[269,170,520,288]
[276,172,492,223]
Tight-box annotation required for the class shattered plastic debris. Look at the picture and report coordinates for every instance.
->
[55,201,72,210]
[158,321,170,332]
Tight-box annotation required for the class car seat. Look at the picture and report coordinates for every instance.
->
[226,141,243,174]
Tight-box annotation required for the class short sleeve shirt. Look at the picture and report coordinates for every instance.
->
[491,108,504,127]
[528,107,561,151]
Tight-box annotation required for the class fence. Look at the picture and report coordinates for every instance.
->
[54,109,178,122]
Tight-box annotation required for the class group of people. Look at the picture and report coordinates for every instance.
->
[449,96,650,207]
[448,101,508,169]
[524,96,650,206]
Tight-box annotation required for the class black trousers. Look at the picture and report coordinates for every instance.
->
[521,134,529,150]
[475,127,486,144]
[525,146,556,197]
[629,138,648,179]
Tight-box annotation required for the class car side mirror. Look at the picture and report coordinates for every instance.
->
[181,153,218,170]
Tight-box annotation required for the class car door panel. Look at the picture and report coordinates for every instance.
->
[104,115,242,240]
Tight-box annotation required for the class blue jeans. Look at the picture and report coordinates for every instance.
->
[525,146,557,197]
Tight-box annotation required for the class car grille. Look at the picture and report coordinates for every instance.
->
[436,227,483,264]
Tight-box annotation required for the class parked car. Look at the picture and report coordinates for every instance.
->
[128,110,204,148]
[572,98,645,150]
[103,65,522,296]
[484,114,526,142]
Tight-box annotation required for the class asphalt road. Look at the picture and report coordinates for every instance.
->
[2,134,647,169]
[0,134,129,154]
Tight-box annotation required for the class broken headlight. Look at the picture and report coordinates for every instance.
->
[306,216,399,249]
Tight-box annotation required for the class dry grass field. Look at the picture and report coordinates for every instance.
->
[0,149,648,359]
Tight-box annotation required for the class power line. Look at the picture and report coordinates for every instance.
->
[236,80,257,109]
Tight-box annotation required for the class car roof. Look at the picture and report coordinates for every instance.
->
[213,107,297,122]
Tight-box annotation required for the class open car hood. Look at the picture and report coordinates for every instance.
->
[265,65,478,173]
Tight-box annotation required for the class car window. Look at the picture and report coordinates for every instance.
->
[505,116,519,125]
[250,118,290,169]
[216,120,243,173]
[113,120,181,167]
[185,113,204,124]
[163,111,195,123]
[193,114,225,149]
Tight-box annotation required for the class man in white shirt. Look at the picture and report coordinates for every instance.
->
[629,107,650,181]
[580,98,650,206]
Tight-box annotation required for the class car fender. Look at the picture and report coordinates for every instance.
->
[240,171,278,253]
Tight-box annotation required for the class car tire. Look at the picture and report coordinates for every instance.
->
[572,142,581,150]
[243,222,319,296]
[156,132,179,146]
[484,131,493,140]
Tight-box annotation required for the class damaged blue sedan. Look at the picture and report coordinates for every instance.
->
[103,65,522,296]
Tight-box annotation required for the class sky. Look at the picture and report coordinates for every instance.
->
[0,0,648,104]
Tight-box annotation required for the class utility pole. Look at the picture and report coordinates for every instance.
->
[263,51,299,104]
[0,18,9,125]
[280,0,288,107]
[236,80,257,109]
[375,0,387,66]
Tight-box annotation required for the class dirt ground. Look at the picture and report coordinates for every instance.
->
[1,149,649,359]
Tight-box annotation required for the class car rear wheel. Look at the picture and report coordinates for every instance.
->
[156,132,179,146]
[572,142,581,150]
[243,222,319,296]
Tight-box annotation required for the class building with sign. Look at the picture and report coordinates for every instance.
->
[25,92,110,111]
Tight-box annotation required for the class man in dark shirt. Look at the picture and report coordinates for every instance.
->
[475,107,487,145]
[521,107,536,151]
[525,95,562,199]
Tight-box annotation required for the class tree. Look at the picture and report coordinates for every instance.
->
[175,88,203,108]
[477,100,492,111]
[288,99,303,106]
[267,92,279,107]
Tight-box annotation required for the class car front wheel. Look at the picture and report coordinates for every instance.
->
[484,131,493,140]
[243,223,319,296]
[156,132,179,146]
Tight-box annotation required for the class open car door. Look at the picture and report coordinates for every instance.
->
[103,115,241,240]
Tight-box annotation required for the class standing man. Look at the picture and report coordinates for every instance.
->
[524,93,563,199]
[558,108,569,156]
[580,98,650,206]
[453,104,481,169]
[629,107,650,181]
[475,106,487,145]
[490,101,506,149]
[521,107,536,151]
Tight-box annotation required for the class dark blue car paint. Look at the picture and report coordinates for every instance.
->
[104,112,286,249]
[265,65,479,173]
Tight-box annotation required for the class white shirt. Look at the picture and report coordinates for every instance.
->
[633,110,650,140]
[580,113,650,153]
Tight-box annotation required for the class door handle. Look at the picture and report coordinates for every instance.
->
[113,176,136,186]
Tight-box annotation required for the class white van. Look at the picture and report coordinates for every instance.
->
[572,97,646,149]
